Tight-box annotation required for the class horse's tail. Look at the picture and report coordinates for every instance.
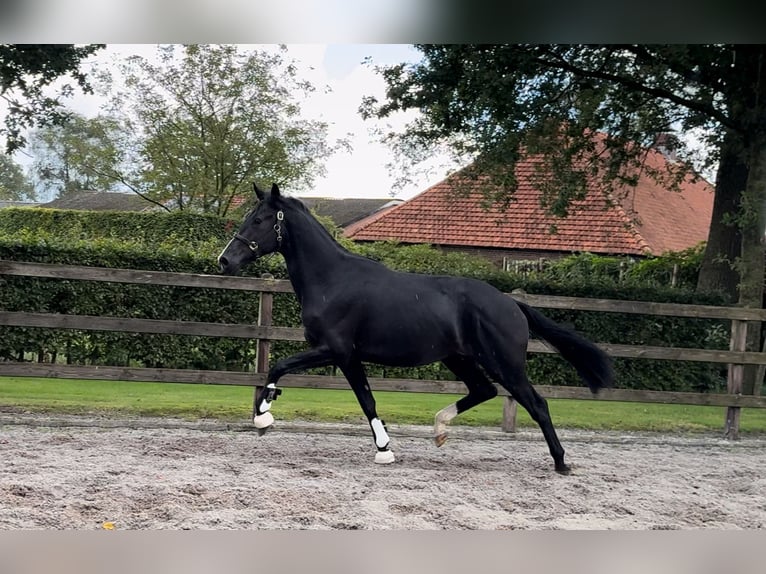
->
[516,300,614,393]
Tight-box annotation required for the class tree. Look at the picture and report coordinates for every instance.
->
[0,153,34,201]
[27,113,129,199]
[0,44,104,153]
[100,44,343,216]
[364,45,766,395]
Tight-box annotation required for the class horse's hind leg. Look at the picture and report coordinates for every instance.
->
[507,378,570,473]
[479,353,570,473]
[494,369,569,473]
[435,355,498,446]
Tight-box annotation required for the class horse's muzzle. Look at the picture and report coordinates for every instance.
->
[218,256,234,275]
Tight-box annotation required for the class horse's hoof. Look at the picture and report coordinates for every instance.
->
[375,450,396,464]
[555,463,571,475]
[434,433,448,447]
[253,412,274,433]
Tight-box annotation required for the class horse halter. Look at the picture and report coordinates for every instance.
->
[233,210,284,254]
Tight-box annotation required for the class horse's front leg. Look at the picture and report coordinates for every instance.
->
[253,383,281,432]
[254,346,334,432]
[339,360,395,464]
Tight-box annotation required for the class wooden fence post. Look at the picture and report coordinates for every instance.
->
[724,319,747,439]
[252,273,274,419]
[502,287,526,432]
[502,396,518,432]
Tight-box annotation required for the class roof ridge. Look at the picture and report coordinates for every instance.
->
[606,190,652,254]
[345,172,462,238]
[344,199,406,236]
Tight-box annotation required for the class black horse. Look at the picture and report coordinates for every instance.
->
[218,183,613,473]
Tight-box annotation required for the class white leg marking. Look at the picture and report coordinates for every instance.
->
[370,418,390,449]
[434,403,458,437]
[370,418,395,463]
[258,383,277,413]
[253,384,277,428]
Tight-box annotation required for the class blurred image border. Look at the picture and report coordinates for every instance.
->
[1,0,765,43]
[0,530,763,574]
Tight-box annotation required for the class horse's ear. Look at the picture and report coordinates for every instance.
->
[253,182,265,201]
[270,183,281,198]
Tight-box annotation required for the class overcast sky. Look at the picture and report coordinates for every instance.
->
[17,43,458,202]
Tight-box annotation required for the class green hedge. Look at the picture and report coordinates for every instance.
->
[0,207,232,247]
[0,208,729,393]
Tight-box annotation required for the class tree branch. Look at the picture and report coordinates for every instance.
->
[535,48,741,134]
[79,162,171,213]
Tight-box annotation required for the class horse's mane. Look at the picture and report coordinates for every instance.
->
[284,195,311,214]
[282,195,366,258]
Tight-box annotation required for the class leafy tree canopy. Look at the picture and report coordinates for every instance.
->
[0,44,104,153]
[363,45,766,305]
[95,44,346,216]
[365,45,749,205]
[27,113,126,200]
[0,153,34,201]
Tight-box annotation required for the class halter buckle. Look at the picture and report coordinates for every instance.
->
[274,210,284,244]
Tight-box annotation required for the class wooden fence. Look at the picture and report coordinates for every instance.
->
[1,260,766,438]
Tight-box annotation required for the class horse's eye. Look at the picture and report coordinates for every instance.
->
[253,218,262,224]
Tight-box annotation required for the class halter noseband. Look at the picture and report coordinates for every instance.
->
[233,210,284,254]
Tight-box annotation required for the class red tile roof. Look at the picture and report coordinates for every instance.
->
[229,196,248,209]
[345,147,714,257]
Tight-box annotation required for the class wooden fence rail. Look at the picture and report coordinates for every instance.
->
[1,260,766,438]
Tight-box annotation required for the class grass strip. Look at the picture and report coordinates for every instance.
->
[1,376,765,433]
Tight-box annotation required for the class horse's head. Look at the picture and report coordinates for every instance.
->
[218,182,285,275]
